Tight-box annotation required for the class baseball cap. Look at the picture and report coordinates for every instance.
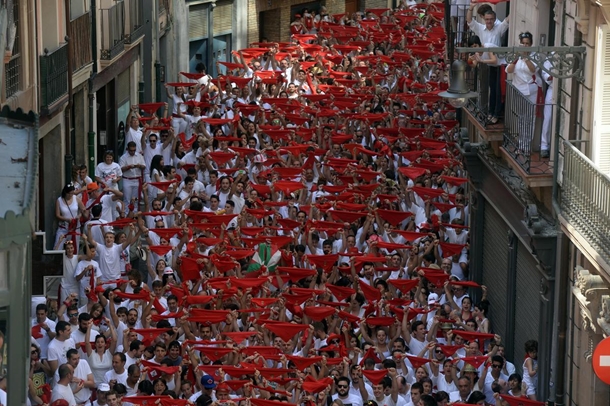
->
[427,293,439,304]
[87,182,100,192]
[98,383,111,392]
[201,374,216,389]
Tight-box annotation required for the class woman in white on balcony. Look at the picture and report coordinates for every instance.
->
[505,32,539,103]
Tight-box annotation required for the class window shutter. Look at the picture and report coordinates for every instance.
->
[189,4,208,40]
[213,0,233,35]
[593,25,610,175]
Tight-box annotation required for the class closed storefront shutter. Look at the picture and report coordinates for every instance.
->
[213,0,233,35]
[513,240,541,372]
[189,4,208,40]
[481,204,509,339]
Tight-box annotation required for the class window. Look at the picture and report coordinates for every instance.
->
[70,0,90,20]
[4,0,21,98]
[593,25,610,174]
[189,4,209,40]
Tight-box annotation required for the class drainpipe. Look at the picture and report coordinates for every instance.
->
[64,0,74,184]
[548,5,578,406]
[88,0,98,179]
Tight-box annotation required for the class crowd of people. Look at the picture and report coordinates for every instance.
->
[31,1,543,406]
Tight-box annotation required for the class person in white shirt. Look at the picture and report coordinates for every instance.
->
[32,303,56,359]
[104,352,129,387]
[332,376,363,406]
[125,109,144,154]
[47,321,77,377]
[51,363,78,405]
[74,241,102,303]
[119,141,146,205]
[66,349,95,404]
[95,150,123,190]
[85,182,124,223]
[87,224,140,282]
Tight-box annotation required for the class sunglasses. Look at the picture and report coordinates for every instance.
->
[492,364,503,369]
[337,384,349,388]
[68,313,78,317]
[519,32,533,40]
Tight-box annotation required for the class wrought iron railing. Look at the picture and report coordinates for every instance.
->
[125,0,144,44]
[465,62,494,126]
[40,44,68,110]
[100,0,125,60]
[502,81,554,174]
[69,12,92,72]
[560,140,610,265]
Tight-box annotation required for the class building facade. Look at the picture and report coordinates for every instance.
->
[457,0,610,403]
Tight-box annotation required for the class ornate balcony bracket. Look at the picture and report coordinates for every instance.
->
[573,266,610,335]
[456,46,587,81]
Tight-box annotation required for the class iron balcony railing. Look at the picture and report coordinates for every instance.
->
[100,0,125,60]
[69,12,92,72]
[502,81,554,174]
[465,62,493,126]
[40,43,68,111]
[125,0,144,44]
[560,140,610,265]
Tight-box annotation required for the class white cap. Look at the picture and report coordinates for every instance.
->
[98,383,111,391]
[428,293,439,304]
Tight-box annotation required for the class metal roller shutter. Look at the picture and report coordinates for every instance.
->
[189,4,209,40]
[481,205,510,340]
[513,240,541,374]
[213,0,233,35]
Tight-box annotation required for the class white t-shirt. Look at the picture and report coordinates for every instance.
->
[71,359,93,403]
[48,337,77,367]
[95,162,122,188]
[95,243,124,281]
[32,317,56,359]
[51,383,77,405]
[104,368,129,386]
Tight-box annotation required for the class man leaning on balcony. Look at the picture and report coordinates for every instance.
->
[467,1,510,124]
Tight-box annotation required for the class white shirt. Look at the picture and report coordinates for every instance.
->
[119,151,146,179]
[48,337,77,367]
[468,18,509,46]
[104,368,129,386]
[71,359,94,403]
[125,127,144,154]
[95,243,124,281]
[51,382,77,405]
[31,317,56,359]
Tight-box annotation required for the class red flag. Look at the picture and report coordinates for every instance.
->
[391,230,428,242]
[303,306,336,321]
[306,254,338,272]
[438,344,463,358]
[263,322,309,342]
[453,355,489,369]
[193,346,234,362]
[450,280,481,289]
[326,284,356,301]
[499,395,546,406]
[286,355,324,370]
[359,346,382,365]
[330,210,368,223]
[362,369,389,385]
[439,242,466,258]
[249,398,298,406]
[365,316,396,327]
[223,331,257,343]
[405,355,431,369]
[31,325,44,339]
[359,280,382,302]
[150,228,181,240]
[452,331,495,351]
[131,328,168,345]
[302,376,334,393]
[179,256,203,281]
[141,359,180,375]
